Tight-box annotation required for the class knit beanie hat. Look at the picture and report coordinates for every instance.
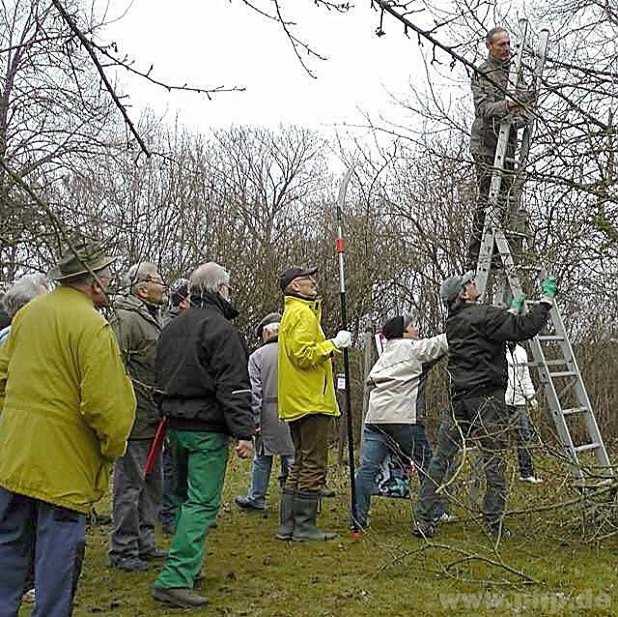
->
[382,315,405,340]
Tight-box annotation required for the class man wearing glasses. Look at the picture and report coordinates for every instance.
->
[109,262,168,571]
[276,267,352,542]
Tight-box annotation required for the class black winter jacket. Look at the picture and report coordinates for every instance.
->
[446,301,550,400]
[156,291,254,440]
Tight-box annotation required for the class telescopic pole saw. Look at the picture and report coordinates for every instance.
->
[335,167,360,537]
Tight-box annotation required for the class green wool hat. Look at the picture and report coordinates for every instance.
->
[49,237,115,282]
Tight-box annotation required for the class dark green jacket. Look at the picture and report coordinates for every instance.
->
[470,55,515,158]
[111,294,162,439]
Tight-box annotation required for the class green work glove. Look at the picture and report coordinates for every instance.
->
[541,276,557,298]
[509,295,526,314]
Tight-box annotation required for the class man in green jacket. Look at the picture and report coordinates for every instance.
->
[0,239,136,617]
[109,261,167,571]
[276,266,352,542]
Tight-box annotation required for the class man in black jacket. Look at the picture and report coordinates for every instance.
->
[159,277,191,534]
[151,262,253,609]
[414,271,556,539]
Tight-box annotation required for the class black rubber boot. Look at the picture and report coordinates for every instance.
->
[292,491,337,542]
[275,488,295,540]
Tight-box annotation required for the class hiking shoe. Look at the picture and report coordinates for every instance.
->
[152,586,208,608]
[234,495,266,512]
[411,521,436,538]
[437,512,457,523]
[140,548,167,561]
[109,557,149,572]
[519,475,543,484]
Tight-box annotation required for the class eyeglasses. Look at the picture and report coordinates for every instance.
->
[145,276,167,288]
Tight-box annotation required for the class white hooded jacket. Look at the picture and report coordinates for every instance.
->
[505,343,536,406]
[365,334,447,425]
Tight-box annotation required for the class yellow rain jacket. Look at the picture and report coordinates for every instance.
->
[278,296,340,422]
[0,287,136,513]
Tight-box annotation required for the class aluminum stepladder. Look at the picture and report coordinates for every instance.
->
[474,20,612,484]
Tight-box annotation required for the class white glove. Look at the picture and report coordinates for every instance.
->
[332,330,352,349]
[528,398,539,410]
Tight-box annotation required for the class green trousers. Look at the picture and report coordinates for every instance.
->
[154,429,229,590]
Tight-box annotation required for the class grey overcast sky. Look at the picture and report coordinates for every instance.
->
[100,1,466,133]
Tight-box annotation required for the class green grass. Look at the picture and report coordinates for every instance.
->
[24,453,618,616]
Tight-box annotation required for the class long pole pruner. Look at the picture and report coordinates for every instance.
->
[335,166,360,537]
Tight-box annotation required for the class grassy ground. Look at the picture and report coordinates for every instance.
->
[23,453,618,617]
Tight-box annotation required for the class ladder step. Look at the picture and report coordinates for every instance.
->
[505,229,529,238]
[573,443,600,454]
[527,357,566,368]
[538,335,565,342]
[535,359,567,367]
[549,370,577,378]
[562,407,589,416]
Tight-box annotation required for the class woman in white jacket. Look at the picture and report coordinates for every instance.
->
[506,342,542,483]
[353,314,448,530]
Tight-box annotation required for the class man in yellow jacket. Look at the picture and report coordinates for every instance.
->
[276,266,351,542]
[0,239,136,617]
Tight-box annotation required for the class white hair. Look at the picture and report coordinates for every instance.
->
[2,273,49,318]
[124,262,159,295]
[189,262,229,295]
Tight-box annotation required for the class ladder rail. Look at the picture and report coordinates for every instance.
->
[546,305,612,471]
[511,29,550,209]
[528,332,585,480]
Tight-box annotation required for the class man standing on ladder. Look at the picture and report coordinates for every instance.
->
[468,26,533,270]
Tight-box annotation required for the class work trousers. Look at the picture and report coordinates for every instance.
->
[109,439,162,562]
[243,453,294,508]
[353,423,446,528]
[507,404,536,477]
[467,153,517,270]
[285,414,332,493]
[159,439,178,528]
[0,488,86,617]
[154,430,229,590]
[415,391,509,530]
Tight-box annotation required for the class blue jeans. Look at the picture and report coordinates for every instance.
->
[243,454,294,508]
[353,423,444,528]
[416,394,508,530]
[0,488,86,617]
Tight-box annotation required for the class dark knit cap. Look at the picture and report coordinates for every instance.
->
[382,315,405,340]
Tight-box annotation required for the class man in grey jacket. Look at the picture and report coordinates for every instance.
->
[468,27,531,269]
[109,262,167,571]
[235,313,295,512]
